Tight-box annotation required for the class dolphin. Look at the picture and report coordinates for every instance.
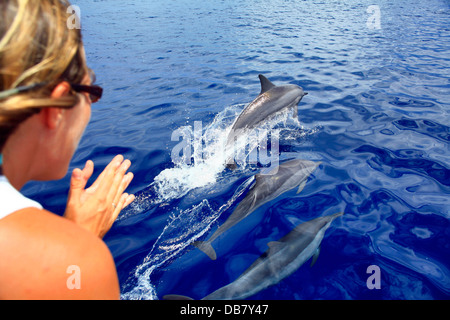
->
[225,74,307,169]
[193,159,321,260]
[164,212,344,300]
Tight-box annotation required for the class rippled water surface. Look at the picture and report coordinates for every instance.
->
[24,0,449,299]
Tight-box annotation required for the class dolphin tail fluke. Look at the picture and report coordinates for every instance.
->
[192,241,217,260]
[163,295,194,300]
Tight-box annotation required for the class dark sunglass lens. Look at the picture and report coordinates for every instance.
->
[90,86,103,103]
[70,84,103,103]
[89,94,99,103]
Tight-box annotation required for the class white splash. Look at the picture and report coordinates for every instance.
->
[150,104,308,204]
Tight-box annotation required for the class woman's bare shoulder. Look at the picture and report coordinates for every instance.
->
[0,208,119,300]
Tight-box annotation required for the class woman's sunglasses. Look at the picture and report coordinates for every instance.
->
[0,69,103,103]
[70,68,103,103]
[70,83,103,103]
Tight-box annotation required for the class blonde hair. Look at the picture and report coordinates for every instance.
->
[0,0,85,153]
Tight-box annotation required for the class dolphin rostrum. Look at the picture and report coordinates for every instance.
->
[164,212,344,300]
[225,74,307,168]
[193,159,321,260]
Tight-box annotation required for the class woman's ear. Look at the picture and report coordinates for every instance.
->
[51,81,71,99]
[40,82,71,129]
[40,107,64,130]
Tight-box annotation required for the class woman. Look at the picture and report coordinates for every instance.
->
[0,0,135,299]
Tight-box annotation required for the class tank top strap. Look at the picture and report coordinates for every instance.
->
[0,176,43,220]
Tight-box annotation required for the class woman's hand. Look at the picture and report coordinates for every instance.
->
[64,155,135,238]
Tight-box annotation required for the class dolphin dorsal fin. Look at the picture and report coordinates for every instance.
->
[259,74,276,94]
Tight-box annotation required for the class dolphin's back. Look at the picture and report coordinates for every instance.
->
[231,85,301,131]
[283,213,344,243]
[225,75,307,169]
[253,159,319,199]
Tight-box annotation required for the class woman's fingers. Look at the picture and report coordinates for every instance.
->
[110,173,135,221]
[89,155,124,192]
[116,192,136,210]
[109,160,132,206]
[89,155,134,213]
[115,171,134,204]
[123,193,136,209]
[78,155,134,212]
[111,192,133,221]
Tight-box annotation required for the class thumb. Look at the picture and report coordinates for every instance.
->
[69,161,93,199]
[68,168,87,200]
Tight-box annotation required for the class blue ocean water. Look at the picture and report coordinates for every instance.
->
[23,0,449,299]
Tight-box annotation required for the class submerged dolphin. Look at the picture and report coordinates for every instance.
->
[193,159,321,260]
[164,212,344,300]
[226,74,307,168]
